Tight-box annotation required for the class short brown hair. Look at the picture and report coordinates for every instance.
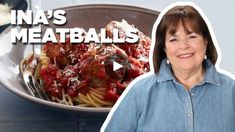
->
[153,5,218,73]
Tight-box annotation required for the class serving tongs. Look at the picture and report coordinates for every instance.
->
[19,53,50,101]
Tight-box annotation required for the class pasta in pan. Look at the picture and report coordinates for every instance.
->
[37,20,151,107]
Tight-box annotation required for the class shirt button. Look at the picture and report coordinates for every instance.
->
[187,113,191,117]
[190,93,194,96]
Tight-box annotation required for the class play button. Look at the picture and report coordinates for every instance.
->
[113,61,123,71]
[104,54,130,81]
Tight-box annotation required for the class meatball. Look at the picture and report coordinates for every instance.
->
[79,44,128,88]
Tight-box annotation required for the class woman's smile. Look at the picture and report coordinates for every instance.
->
[177,53,194,59]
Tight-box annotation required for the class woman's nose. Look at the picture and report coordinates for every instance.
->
[179,39,190,49]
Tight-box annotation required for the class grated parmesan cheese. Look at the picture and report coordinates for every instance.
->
[59,47,66,54]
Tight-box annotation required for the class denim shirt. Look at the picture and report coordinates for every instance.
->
[103,59,235,132]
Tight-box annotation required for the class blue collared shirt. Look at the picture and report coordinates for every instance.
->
[103,59,235,132]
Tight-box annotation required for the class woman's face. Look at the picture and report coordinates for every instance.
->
[165,23,207,72]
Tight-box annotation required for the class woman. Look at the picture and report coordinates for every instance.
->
[101,2,235,132]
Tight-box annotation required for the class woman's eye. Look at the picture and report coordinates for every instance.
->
[169,38,177,42]
[189,35,196,39]
[188,34,198,39]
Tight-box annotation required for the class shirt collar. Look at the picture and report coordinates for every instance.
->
[157,59,220,85]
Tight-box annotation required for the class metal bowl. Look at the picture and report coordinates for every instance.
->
[0,4,159,113]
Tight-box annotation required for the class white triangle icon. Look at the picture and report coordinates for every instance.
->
[113,61,123,71]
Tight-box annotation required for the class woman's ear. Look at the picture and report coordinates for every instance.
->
[204,38,208,47]
[204,39,208,53]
